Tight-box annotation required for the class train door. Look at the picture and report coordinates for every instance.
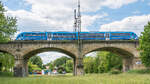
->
[105,33,110,40]
[47,33,51,40]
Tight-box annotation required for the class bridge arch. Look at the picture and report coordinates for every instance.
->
[0,49,15,57]
[83,47,134,58]
[83,47,135,72]
[21,47,77,77]
[23,47,76,59]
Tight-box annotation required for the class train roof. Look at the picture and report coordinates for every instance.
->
[17,31,137,34]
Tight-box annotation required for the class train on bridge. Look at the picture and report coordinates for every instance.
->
[16,32,138,40]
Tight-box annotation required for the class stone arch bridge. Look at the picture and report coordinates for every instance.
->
[0,40,144,77]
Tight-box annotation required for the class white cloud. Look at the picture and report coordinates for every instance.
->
[6,8,107,32]
[100,14,150,36]
[82,13,108,31]
[25,0,138,12]
[37,52,70,64]
[4,0,138,33]
[100,0,138,9]
[86,52,97,57]
[38,51,97,64]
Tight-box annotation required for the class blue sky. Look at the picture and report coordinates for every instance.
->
[3,0,150,34]
[2,0,150,64]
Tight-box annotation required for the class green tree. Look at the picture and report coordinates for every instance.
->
[29,56,43,69]
[83,56,95,73]
[139,22,150,67]
[83,51,122,73]
[0,1,17,73]
[0,53,14,72]
[0,1,17,42]
[28,61,41,72]
[0,63,2,71]
[97,51,110,73]
[97,51,122,73]
[53,56,70,67]
[49,63,54,70]
[45,56,73,73]
[65,59,73,73]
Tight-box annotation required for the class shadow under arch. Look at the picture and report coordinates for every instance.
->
[0,49,15,57]
[23,47,76,60]
[84,47,134,58]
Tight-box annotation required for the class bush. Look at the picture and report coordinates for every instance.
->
[109,69,122,74]
[0,72,13,77]
[128,69,150,74]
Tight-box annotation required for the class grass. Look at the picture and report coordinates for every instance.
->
[0,72,13,77]
[0,73,150,84]
[127,69,150,74]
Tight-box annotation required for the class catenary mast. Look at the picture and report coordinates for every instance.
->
[74,0,81,40]
[74,9,77,32]
[77,0,81,33]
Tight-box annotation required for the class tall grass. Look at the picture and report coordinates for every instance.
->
[0,72,13,77]
[0,73,150,84]
[127,69,150,74]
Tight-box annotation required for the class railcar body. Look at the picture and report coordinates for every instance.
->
[16,32,47,40]
[51,32,76,40]
[16,32,138,41]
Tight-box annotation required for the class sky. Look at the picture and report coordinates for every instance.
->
[1,0,150,64]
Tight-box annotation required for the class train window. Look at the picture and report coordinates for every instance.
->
[80,33,104,38]
[24,33,46,36]
[24,33,32,36]
[111,33,130,36]
[48,34,51,38]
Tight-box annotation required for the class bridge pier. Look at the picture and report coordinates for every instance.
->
[132,57,145,70]
[122,57,133,72]
[14,59,28,77]
[74,58,84,76]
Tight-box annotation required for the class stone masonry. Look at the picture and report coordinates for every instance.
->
[0,40,144,77]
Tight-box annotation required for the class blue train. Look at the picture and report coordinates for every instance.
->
[16,32,138,40]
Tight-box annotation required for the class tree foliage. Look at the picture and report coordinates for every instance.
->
[53,56,71,67]
[29,56,43,69]
[97,52,122,73]
[0,53,14,72]
[65,59,73,73]
[0,1,17,42]
[139,22,150,67]
[28,61,41,72]
[45,56,73,73]
[83,56,95,73]
[43,52,122,74]
[84,51,122,73]
[0,1,17,73]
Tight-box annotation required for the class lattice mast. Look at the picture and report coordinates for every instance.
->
[73,0,81,41]
[77,0,82,54]
[74,9,77,32]
[77,0,81,41]
[77,0,81,33]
